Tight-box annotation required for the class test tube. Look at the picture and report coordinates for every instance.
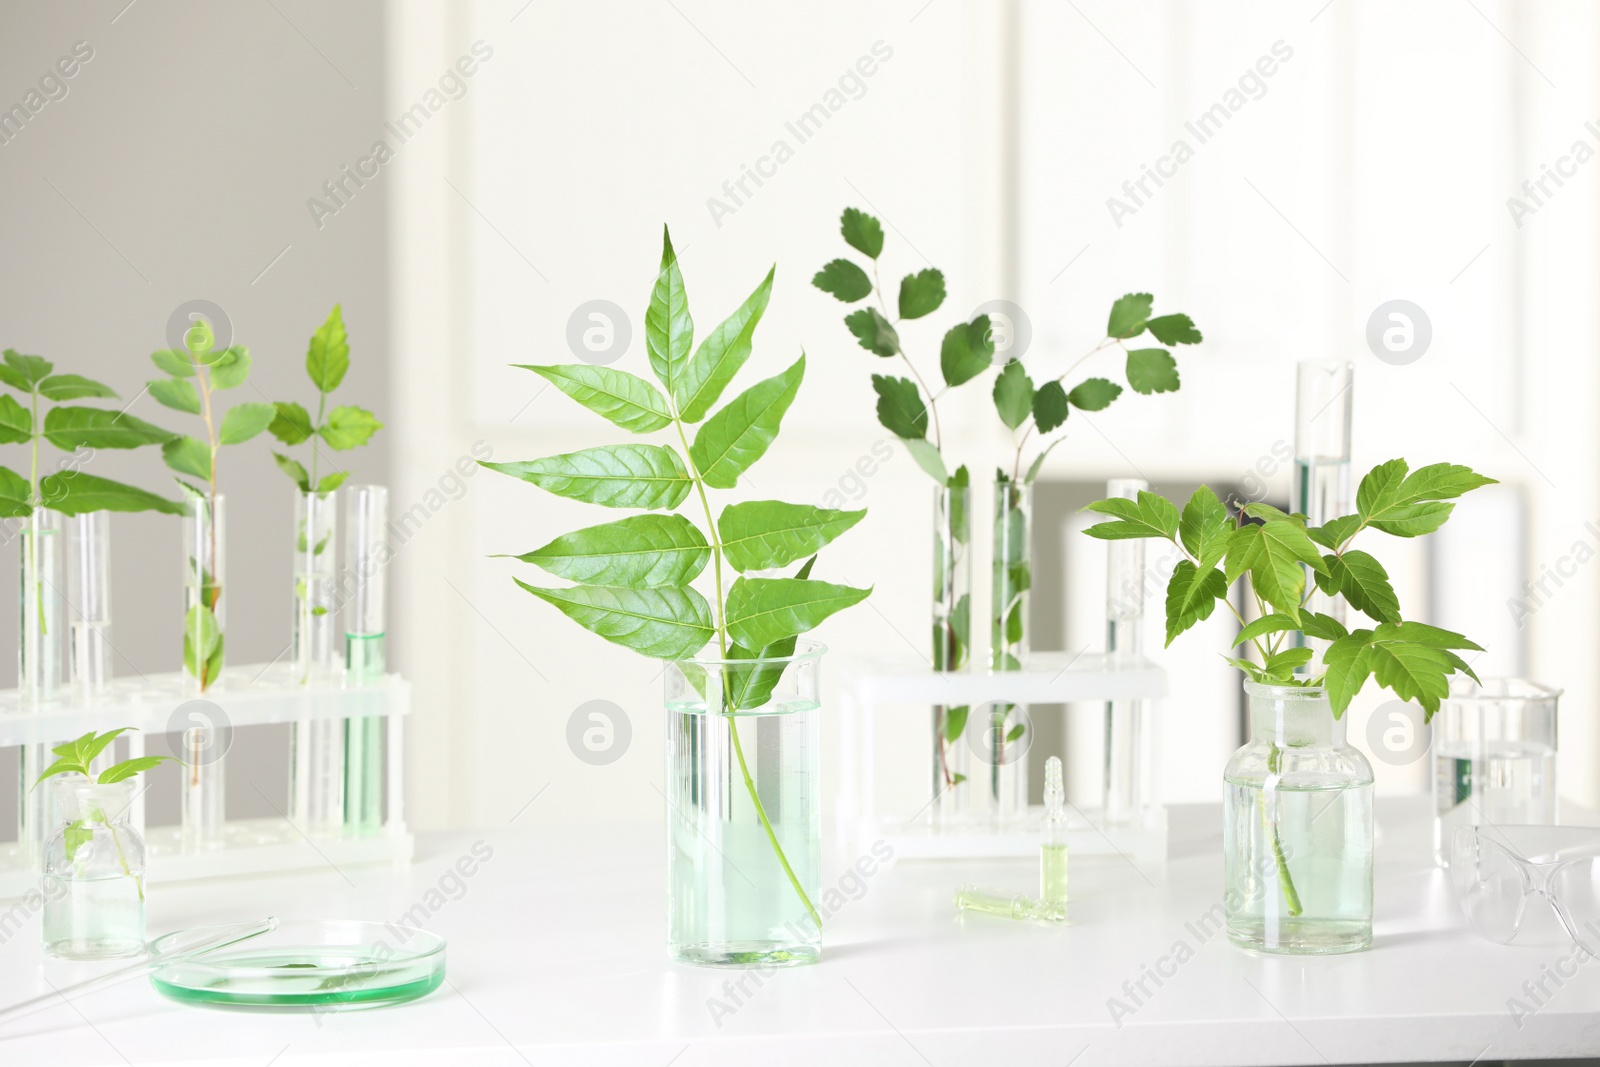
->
[181,494,226,848]
[68,512,114,705]
[182,725,224,850]
[1293,361,1354,639]
[289,488,343,835]
[343,485,387,834]
[17,509,64,862]
[1103,478,1151,826]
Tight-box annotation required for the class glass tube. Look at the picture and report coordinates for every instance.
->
[931,479,971,824]
[181,495,225,846]
[1293,361,1353,640]
[290,489,343,835]
[1103,478,1151,826]
[17,509,64,863]
[69,511,113,702]
[989,479,1031,824]
[343,485,387,834]
[181,725,224,850]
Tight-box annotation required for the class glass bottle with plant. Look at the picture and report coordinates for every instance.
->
[149,318,277,692]
[36,728,176,959]
[267,304,384,683]
[1082,458,1494,953]
[812,207,997,819]
[488,227,870,965]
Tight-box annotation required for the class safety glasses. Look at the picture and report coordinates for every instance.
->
[1451,825,1600,948]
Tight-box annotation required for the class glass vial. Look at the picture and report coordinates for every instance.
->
[289,488,343,835]
[931,476,971,823]
[43,777,146,960]
[183,494,225,693]
[181,725,225,850]
[18,509,64,864]
[989,478,1031,823]
[68,511,113,702]
[1041,756,1068,909]
[343,485,388,835]
[1103,477,1152,826]
[1293,361,1353,638]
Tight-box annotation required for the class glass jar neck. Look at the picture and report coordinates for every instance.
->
[53,777,136,823]
[1245,684,1344,748]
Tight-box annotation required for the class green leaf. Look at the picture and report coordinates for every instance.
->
[898,269,946,319]
[38,375,117,401]
[690,355,804,489]
[512,514,709,588]
[162,436,212,481]
[945,705,970,743]
[992,360,1034,430]
[1308,514,1363,551]
[718,501,865,572]
[205,347,251,389]
[1032,381,1069,434]
[1067,377,1122,412]
[1234,614,1297,648]
[3,350,52,386]
[150,348,195,378]
[1126,348,1179,394]
[1300,612,1349,642]
[183,604,224,687]
[845,307,900,357]
[1376,620,1482,651]
[1023,437,1065,485]
[40,472,184,516]
[515,580,712,660]
[1323,630,1374,717]
[0,394,31,443]
[1317,550,1400,625]
[870,374,928,440]
[0,466,32,517]
[272,452,312,491]
[1107,294,1153,339]
[1365,638,1457,718]
[149,378,201,415]
[811,259,871,302]
[78,727,133,766]
[1145,313,1203,345]
[840,207,884,259]
[940,316,995,388]
[43,407,174,450]
[1225,520,1323,621]
[1241,502,1306,527]
[520,365,670,434]
[1368,501,1455,538]
[219,402,277,445]
[1165,560,1228,645]
[1083,490,1180,541]
[63,820,92,863]
[483,444,692,510]
[184,317,216,356]
[319,405,383,450]
[725,576,871,649]
[268,401,315,445]
[1180,486,1231,568]
[646,226,694,395]
[306,304,350,393]
[1006,723,1025,742]
[1261,646,1314,679]
[903,438,947,483]
[316,471,349,493]
[98,755,175,784]
[1357,460,1496,532]
[676,271,775,425]
[722,556,820,711]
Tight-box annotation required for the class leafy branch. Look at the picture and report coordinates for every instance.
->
[268,304,383,494]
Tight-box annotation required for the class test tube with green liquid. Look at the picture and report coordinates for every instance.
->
[343,485,386,834]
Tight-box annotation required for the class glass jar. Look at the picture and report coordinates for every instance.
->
[664,641,822,966]
[43,777,146,960]
[931,478,972,822]
[1223,682,1373,954]
[1433,678,1561,866]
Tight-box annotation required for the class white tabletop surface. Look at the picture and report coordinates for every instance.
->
[2,797,1599,1066]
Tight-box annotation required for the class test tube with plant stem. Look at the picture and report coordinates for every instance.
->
[1103,477,1152,826]
[181,725,224,851]
[17,508,64,862]
[182,493,226,847]
[289,487,343,835]
[1293,360,1353,643]
[343,485,387,834]
[69,512,116,777]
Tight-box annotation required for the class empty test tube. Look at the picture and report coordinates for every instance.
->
[1103,478,1151,826]
[182,726,225,850]
[343,485,387,834]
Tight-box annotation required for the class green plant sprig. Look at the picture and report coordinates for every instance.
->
[1082,458,1497,719]
[268,304,384,494]
[0,348,180,518]
[485,226,872,933]
[35,728,176,895]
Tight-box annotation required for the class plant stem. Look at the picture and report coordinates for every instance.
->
[1260,745,1302,916]
[671,412,822,933]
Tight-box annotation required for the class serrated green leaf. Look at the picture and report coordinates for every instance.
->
[1107,293,1153,338]
[219,402,277,445]
[1225,520,1322,621]
[1241,502,1306,527]
[903,437,946,483]
[719,501,865,573]
[151,348,195,378]
[1083,490,1180,541]
[1317,550,1400,625]
[1180,486,1231,568]
[512,513,709,588]
[307,304,350,393]
[319,405,383,450]
[1126,348,1179,394]
[43,407,173,450]
[483,444,691,509]
[1322,630,1374,717]
[149,378,201,415]
[720,556,820,711]
[646,226,694,395]
[516,580,712,659]
[845,307,900,357]
[0,394,31,443]
[940,316,994,388]
[992,360,1033,430]
[1300,612,1349,641]
[1234,614,1297,648]
[269,401,315,444]
[1368,501,1455,538]
[1145,313,1202,345]
[1308,514,1363,551]
[1032,381,1069,433]
[812,259,871,302]
[163,436,212,481]
[841,207,884,258]
[690,355,804,488]
[3,350,52,386]
[273,452,312,491]
[1261,646,1314,679]
[1358,459,1495,531]
[521,364,670,434]
[40,472,184,516]
[205,347,251,389]
[898,269,945,319]
[1067,377,1122,412]
[676,266,775,422]
[38,375,117,401]
[870,374,927,440]
[725,576,871,649]
[1373,620,1482,651]
[1366,639,1456,718]
[0,466,32,517]
[1165,560,1227,645]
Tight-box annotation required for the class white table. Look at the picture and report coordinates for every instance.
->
[2,797,1598,1066]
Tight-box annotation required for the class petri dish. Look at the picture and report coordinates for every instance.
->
[149,919,445,1010]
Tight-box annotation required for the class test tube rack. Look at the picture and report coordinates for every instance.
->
[837,652,1169,862]
[0,662,411,900]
